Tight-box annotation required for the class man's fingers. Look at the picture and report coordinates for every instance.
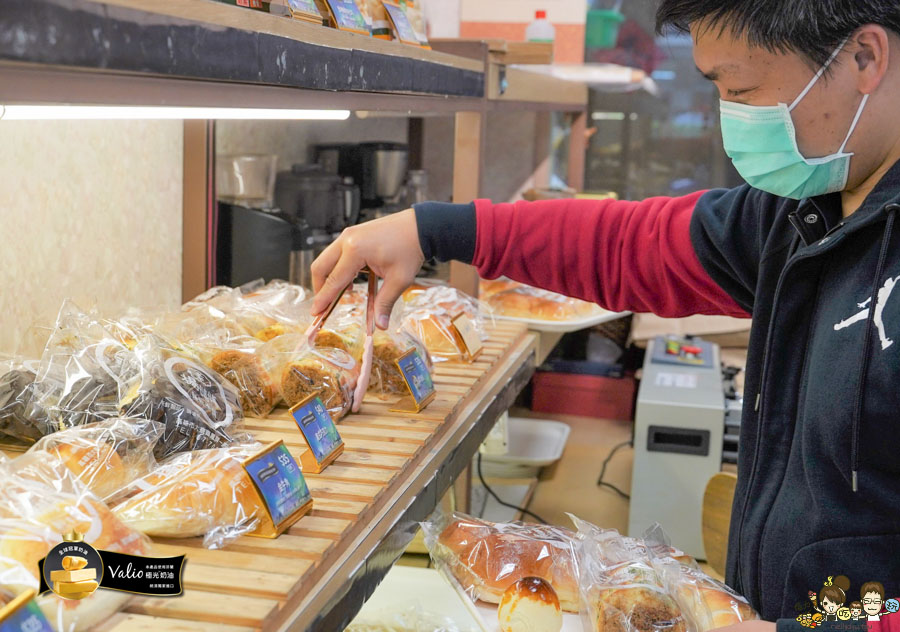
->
[311,248,363,316]
[373,275,409,329]
[311,240,342,295]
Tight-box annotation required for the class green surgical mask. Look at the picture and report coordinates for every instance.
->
[720,39,869,200]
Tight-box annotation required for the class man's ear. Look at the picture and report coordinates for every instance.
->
[853,25,890,95]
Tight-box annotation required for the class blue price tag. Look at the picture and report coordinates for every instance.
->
[288,0,321,17]
[397,349,435,407]
[383,1,420,44]
[291,396,343,464]
[324,0,369,33]
[243,443,312,528]
[0,592,53,632]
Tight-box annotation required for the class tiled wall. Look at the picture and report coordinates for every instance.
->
[0,120,183,355]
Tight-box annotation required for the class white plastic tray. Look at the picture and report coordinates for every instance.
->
[492,307,631,333]
[480,417,571,478]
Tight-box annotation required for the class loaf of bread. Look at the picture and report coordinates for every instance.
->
[281,350,358,421]
[499,577,563,632]
[486,286,595,321]
[433,516,580,612]
[113,445,263,543]
[652,556,757,631]
[0,456,152,632]
[19,418,161,503]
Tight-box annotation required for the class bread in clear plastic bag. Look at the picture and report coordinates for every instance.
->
[571,516,687,632]
[28,302,142,434]
[112,443,264,549]
[0,453,152,632]
[120,335,243,460]
[232,279,309,336]
[370,329,433,398]
[261,334,359,421]
[20,418,163,504]
[153,307,279,418]
[399,285,488,362]
[421,512,581,613]
[642,524,757,632]
[0,354,53,446]
[480,279,596,321]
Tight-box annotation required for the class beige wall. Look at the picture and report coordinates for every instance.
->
[0,120,183,355]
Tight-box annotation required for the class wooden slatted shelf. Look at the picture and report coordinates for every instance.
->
[83,320,535,631]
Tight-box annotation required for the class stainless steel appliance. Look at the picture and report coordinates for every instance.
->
[274,164,360,233]
[313,142,409,209]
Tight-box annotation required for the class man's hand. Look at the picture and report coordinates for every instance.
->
[310,210,425,329]
[713,620,776,632]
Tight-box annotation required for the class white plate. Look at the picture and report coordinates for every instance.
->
[492,308,631,333]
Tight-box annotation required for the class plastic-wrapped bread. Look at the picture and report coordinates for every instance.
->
[422,513,581,613]
[644,525,757,632]
[399,285,488,362]
[0,453,152,632]
[113,444,264,549]
[19,418,162,503]
[486,286,596,321]
[0,355,53,446]
[29,301,141,432]
[261,334,359,421]
[370,330,433,397]
[121,336,243,460]
[572,517,687,632]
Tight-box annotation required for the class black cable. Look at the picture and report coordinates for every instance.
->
[476,452,548,524]
[596,440,633,500]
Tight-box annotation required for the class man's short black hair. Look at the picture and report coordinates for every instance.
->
[656,0,900,67]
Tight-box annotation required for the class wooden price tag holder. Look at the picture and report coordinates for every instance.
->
[243,441,314,538]
[289,393,345,474]
[389,348,436,413]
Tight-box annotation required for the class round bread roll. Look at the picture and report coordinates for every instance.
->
[437,519,580,612]
[499,577,563,632]
[255,323,292,343]
[673,581,757,631]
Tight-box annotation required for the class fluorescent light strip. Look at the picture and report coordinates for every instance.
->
[0,105,351,121]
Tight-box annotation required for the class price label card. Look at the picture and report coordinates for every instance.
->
[288,0,323,21]
[382,1,421,45]
[390,348,436,413]
[243,442,313,537]
[290,394,344,473]
[451,313,483,361]
[0,591,53,632]
[323,0,370,34]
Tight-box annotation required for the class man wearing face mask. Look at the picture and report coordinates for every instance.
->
[309,1,900,629]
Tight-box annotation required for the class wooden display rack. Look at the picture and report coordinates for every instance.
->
[75,321,535,632]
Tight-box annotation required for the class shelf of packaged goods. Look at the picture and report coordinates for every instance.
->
[65,321,534,632]
[0,0,485,109]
